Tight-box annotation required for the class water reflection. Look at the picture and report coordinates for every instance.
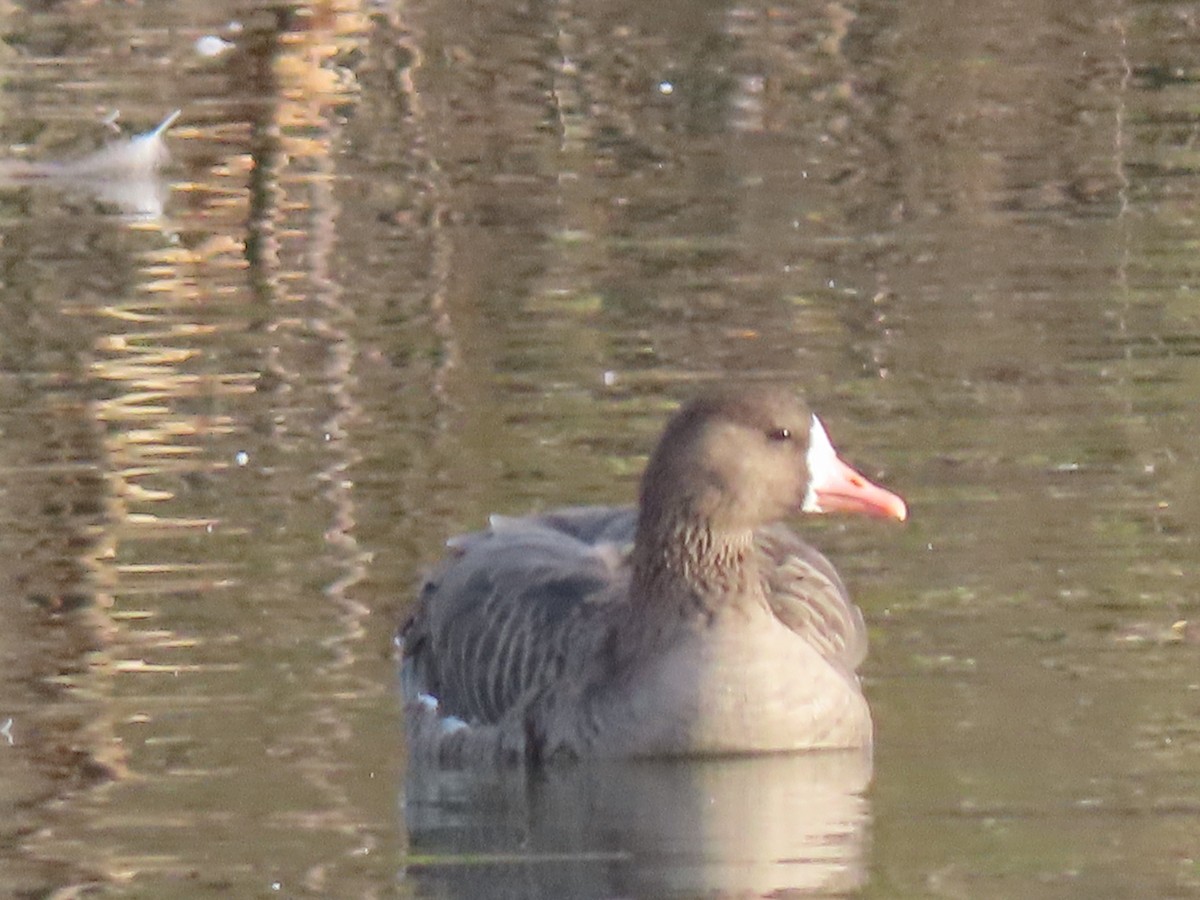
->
[0,0,1197,896]
[0,1,393,894]
[404,749,872,898]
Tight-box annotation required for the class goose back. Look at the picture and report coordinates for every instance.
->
[402,508,870,761]
[402,507,635,728]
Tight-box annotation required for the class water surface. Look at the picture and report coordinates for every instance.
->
[0,0,1198,897]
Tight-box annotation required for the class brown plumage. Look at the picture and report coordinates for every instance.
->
[400,387,906,766]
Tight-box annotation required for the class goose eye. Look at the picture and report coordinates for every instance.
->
[767,427,792,442]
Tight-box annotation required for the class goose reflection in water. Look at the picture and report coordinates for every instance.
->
[402,747,871,898]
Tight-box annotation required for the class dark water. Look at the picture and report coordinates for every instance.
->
[0,0,1198,897]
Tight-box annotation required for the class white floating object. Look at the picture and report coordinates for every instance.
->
[196,35,234,58]
[58,109,181,179]
[0,110,181,218]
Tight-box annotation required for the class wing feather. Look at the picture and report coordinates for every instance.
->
[401,507,634,725]
[755,524,868,672]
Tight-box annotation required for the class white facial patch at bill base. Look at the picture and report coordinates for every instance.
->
[802,414,838,513]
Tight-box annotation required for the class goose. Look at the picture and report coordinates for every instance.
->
[400,387,907,765]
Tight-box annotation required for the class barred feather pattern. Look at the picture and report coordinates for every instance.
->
[400,506,867,765]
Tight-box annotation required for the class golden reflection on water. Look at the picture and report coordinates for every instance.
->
[6,2,395,893]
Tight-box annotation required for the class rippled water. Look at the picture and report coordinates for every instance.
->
[0,0,1198,897]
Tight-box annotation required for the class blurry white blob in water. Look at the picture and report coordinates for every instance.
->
[195,35,234,57]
